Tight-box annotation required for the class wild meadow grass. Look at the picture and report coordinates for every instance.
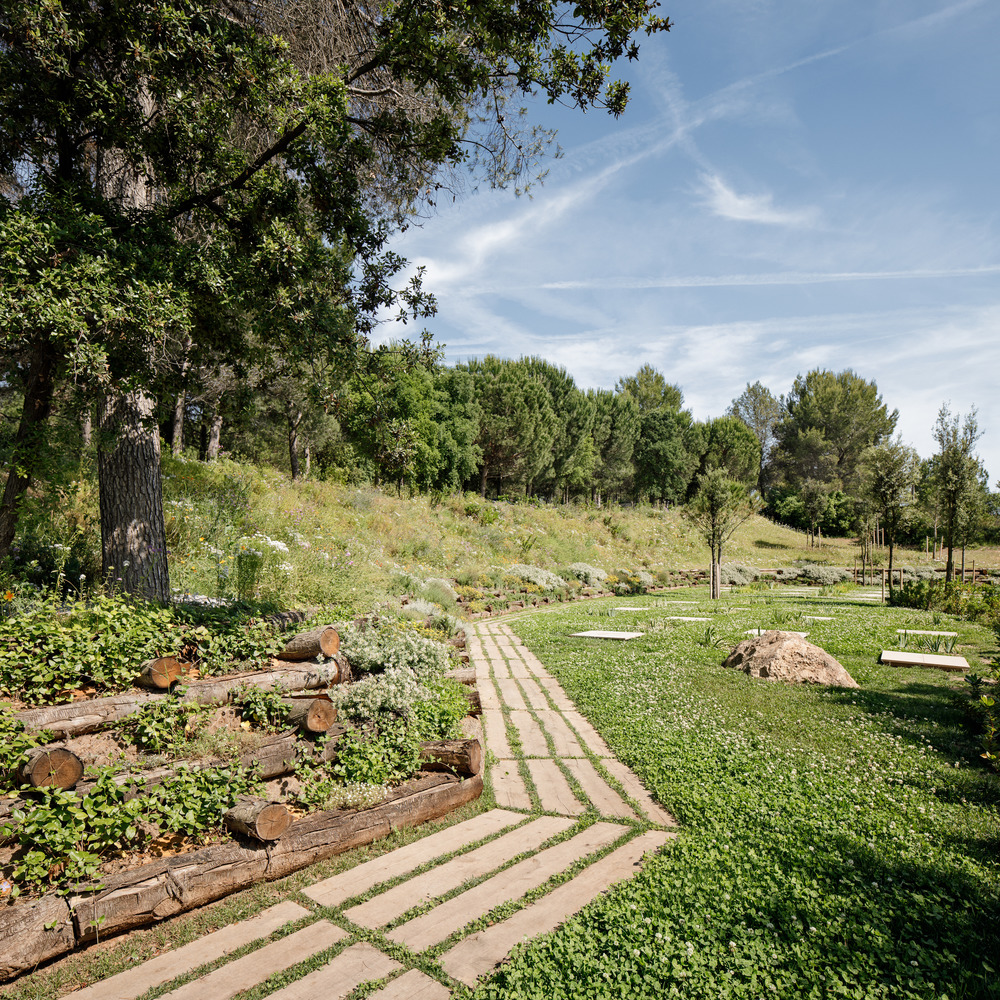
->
[484,589,1000,1000]
[24,452,951,614]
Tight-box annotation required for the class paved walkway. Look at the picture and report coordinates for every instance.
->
[67,620,676,999]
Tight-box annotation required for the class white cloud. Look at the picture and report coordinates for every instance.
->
[700,173,818,227]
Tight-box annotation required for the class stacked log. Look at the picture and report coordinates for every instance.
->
[14,747,84,790]
[16,659,347,739]
[0,769,483,975]
[223,797,292,841]
[276,625,340,662]
[135,657,187,690]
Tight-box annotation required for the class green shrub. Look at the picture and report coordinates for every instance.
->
[720,562,760,586]
[338,625,451,678]
[328,720,422,787]
[506,564,567,590]
[565,563,608,588]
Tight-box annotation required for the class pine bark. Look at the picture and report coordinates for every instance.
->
[98,388,170,602]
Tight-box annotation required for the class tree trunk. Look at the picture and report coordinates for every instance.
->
[171,391,186,456]
[480,464,488,497]
[288,406,302,480]
[304,443,311,478]
[206,411,223,461]
[98,389,170,602]
[170,335,192,457]
[0,344,59,559]
[81,408,92,449]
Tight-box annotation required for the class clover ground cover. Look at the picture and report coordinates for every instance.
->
[481,589,1000,1000]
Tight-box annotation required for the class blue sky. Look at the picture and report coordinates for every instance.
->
[388,0,1000,478]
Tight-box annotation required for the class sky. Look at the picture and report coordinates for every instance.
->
[386,0,1000,479]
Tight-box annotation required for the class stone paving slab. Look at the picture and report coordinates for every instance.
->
[478,680,501,711]
[510,661,533,678]
[387,822,627,952]
[563,758,636,819]
[344,816,573,928]
[303,810,522,907]
[518,677,551,710]
[492,759,531,810]
[510,709,550,756]
[534,710,584,757]
[600,759,677,827]
[159,920,345,1000]
[368,969,452,999]
[496,677,527,710]
[440,830,671,987]
[490,660,512,679]
[535,676,575,711]
[266,942,401,1000]
[482,709,512,757]
[68,901,311,1000]
[526,759,584,815]
[562,710,614,758]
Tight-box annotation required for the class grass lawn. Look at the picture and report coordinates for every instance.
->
[479,587,1000,1000]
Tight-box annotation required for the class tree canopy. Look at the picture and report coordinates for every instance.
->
[0,0,670,596]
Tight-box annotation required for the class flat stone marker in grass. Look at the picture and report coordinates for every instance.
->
[159,920,346,1000]
[880,650,969,672]
[568,630,645,640]
[69,901,312,1000]
[303,810,522,907]
[496,677,527,710]
[510,710,550,756]
[367,969,451,1000]
[804,616,834,621]
[344,816,573,929]
[439,830,672,987]
[491,760,531,810]
[535,709,584,757]
[614,606,651,611]
[265,942,401,1000]
[386,822,627,952]
[563,758,636,819]
[896,629,958,637]
[527,759,585,815]
[745,629,808,638]
[662,616,711,622]
[600,759,677,827]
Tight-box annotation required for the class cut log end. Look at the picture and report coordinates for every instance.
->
[224,798,292,841]
[283,696,337,734]
[16,747,84,790]
[136,657,185,690]
[277,625,341,662]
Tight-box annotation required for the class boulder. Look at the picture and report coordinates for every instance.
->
[723,630,859,688]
